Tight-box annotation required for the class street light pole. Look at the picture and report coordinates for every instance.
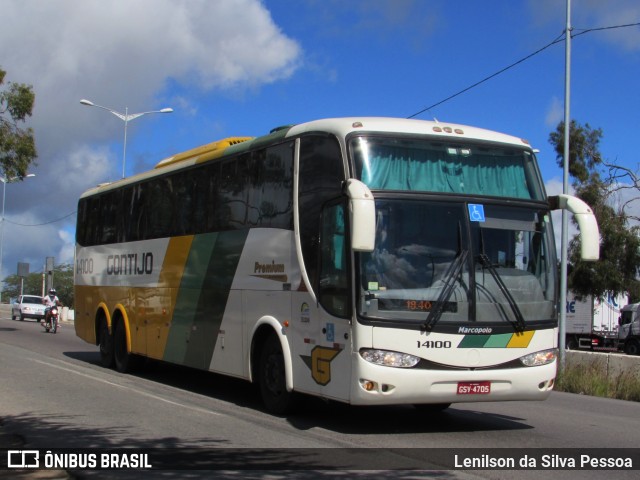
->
[0,173,36,303]
[80,99,173,178]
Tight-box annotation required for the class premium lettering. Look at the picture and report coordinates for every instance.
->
[254,260,285,274]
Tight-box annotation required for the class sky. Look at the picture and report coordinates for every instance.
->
[0,0,639,288]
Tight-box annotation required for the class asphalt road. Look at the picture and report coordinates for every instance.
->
[1,309,639,479]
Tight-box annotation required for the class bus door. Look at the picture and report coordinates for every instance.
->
[314,201,352,401]
[294,135,352,402]
[290,201,352,401]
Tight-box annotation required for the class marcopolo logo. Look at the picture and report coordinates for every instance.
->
[458,326,493,334]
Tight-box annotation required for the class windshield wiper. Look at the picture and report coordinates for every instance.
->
[423,249,468,332]
[477,254,526,332]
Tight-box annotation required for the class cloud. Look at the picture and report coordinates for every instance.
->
[529,0,640,52]
[545,96,563,128]
[2,0,301,148]
[57,229,76,265]
[575,0,640,52]
[0,0,302,280]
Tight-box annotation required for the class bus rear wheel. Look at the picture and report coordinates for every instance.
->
[113,321,141,373]
[98,318,114,368]
[258,333,296,415]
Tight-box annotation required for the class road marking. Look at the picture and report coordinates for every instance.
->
[31,358,223,417]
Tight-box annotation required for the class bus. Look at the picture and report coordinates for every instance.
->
[74,117,599,414]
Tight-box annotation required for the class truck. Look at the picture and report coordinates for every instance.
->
[617,303,640,355]
[565,292,628,351]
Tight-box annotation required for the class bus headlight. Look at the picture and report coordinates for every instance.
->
[360,349,420,368]
[519,348,558,367]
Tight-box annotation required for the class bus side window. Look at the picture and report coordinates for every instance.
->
[101,189,119,244]
[319,202,351,318]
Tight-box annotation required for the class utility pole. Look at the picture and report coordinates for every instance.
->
[559,0,572,368]
[46,257,55,292]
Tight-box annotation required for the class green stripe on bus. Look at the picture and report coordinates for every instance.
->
[184,229,248,369]
[163,230,249,369]
[457,332,533,348]
[482,333,513,348]
[457,335,490,348]
[163,232,218,364]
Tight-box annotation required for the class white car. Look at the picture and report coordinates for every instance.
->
[12,295,46,321]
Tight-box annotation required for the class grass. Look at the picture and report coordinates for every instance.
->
[555,361,640,402]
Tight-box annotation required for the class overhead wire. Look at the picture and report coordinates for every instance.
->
[572,22,640,38]
[4,211,77,227]
[407,21,640,119]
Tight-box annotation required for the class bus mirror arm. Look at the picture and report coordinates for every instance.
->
[548,194,600,261]
[345,179,376,252]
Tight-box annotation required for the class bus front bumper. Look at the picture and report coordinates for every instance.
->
[349,354,556,405]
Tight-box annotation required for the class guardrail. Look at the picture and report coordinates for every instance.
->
[565,350,640,381]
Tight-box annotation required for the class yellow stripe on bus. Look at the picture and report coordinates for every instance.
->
[145,235,194,359]
[506,330,535,348]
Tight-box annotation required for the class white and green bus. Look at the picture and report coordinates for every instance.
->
[75,117,599,414]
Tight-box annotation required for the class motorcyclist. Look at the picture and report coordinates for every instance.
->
[43,289,62,328]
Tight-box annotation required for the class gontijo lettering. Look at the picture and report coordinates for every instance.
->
[107,252,153,275]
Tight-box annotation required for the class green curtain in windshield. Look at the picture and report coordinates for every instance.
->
[360,147,532,199]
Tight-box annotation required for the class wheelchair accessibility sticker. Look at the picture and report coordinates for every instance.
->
[468,204,486,222]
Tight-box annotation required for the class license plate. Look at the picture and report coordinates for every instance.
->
[457,381,491,395]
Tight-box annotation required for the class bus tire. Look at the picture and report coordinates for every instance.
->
[113,320,141,373]
[258,333,296,415]
[98,318,114,368]
[413,403,451,413]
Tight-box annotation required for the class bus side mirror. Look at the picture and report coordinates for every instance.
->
[548,194,600,261]
[345,179,375,252]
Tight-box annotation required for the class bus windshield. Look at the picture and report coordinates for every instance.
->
[358,199,557,327]
[351,136,544,200]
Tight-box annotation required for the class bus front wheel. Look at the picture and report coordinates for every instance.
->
[258,333,296,415]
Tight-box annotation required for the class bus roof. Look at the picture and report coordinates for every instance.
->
[79,117,533,198]
[286,117,531,148]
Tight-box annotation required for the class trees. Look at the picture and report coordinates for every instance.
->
[0,67,37,178]
[3,263,74,307]
[549,120,640,300]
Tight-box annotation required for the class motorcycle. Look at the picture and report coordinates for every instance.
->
[43,307,59,334]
